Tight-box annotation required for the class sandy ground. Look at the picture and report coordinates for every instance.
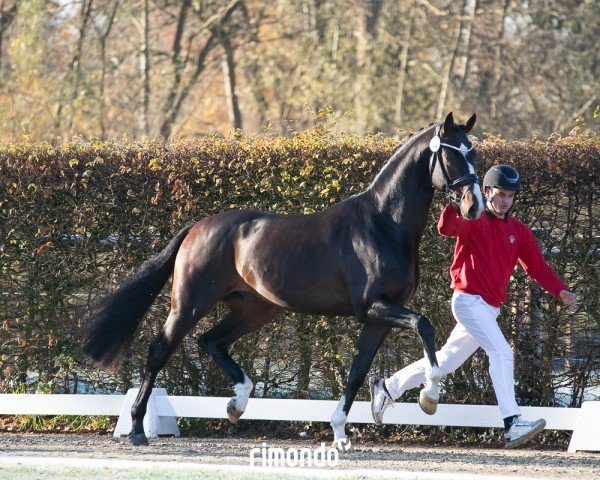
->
[0,434,599,479]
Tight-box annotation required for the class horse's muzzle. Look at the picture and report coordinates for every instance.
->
[459,184,484,220]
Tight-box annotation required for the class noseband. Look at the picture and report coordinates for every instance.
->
[429,125,478,201]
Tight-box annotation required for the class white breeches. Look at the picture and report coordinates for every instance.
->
[385,291,521,419]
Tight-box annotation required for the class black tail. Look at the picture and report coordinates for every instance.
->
[82,222,195,371]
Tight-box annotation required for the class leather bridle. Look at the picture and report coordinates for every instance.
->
[429,124,478,201]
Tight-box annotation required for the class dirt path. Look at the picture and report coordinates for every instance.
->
[1,434,599,479]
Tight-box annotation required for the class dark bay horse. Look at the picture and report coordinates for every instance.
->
[83,112,483,448]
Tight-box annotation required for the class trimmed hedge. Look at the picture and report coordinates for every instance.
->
[0,127,598,413]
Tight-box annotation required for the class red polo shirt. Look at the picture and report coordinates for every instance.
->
[438,204,566,307]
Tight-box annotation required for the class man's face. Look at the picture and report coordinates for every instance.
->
[485,187,515,217]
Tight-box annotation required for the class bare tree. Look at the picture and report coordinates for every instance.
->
[354,0,385,134]
[159,0,242,139]
[457,0,477,88]
[0,0,18,72]
[139,0,150,136]
[96,0,119,139]
[219,25,243,130]
[395,1,417,126]
[239,3,269,130]
[435,0,479,120]
[65,0,94,135]
[477,0,510,118]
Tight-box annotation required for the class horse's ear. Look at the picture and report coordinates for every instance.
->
[442,112,454,136]
[463,113,476,133]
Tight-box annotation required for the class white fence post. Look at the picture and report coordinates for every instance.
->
[113,388,180,439]
[567,401,600,453]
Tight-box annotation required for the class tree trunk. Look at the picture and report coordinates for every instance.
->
[66,0,94,135]
[458,0,477,88]
[436,5,467,120]
[139,0,150,136]
[354,6,368,134]
[395,1,416,126]
[220,27,243,130]
[491,0,511,117]
[354,1,384,134]
[0,2,19,72]
[99,1,119,139]
[159,0,192,138]
[488,0,511,117]
[239,3,268,130]
[0,1,4,73]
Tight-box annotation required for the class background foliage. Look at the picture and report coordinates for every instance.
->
[1,123,598,416]
[0,0,598,141]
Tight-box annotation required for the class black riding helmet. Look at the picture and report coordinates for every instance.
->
[483,164,522,192]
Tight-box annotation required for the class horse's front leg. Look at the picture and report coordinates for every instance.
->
[331,322,390,450]
[367,300,441,414]
[414,314,442,414]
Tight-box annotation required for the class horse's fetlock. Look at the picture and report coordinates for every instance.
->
[234,374,253,394]
[427,365,442,383]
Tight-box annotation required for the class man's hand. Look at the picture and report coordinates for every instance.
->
[559,290,578,309]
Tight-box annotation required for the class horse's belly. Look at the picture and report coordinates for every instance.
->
[233,215,361,314]
[236,261,353,315]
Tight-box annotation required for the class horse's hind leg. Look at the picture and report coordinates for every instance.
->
[198,295,279,422]
[128,301,212,446]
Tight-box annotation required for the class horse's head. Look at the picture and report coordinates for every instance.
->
[429,112,483,220]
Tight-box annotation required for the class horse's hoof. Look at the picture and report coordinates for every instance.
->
[332,437,353,452]
[129,433,149,446]
[419,390,438,415]
[227,399,243,423]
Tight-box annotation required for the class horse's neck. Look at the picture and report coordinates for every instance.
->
[366,147,434,239]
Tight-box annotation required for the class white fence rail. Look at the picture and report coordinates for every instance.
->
[1,390,598,453]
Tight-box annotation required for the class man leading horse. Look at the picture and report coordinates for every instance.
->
[370,164,579,448]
